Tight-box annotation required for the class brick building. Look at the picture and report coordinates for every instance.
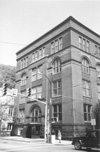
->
[15,16,100,139]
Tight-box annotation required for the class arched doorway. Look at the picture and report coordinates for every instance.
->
[29,105,42,138]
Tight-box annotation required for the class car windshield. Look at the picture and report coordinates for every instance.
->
[86,130,100,138]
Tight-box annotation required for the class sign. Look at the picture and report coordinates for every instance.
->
[12,89,18,96]
[91,119,96,126]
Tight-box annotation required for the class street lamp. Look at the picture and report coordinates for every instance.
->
[38,72,52,143]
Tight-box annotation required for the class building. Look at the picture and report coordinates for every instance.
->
[0,88,14,131]
[15,16,100,139]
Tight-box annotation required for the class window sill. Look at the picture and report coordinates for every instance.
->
[83,95,91,98]
[84,121,91,123]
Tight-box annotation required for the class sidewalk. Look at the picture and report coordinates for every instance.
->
[0,136,72,145]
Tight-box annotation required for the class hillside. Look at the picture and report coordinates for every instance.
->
[0,64,16,88]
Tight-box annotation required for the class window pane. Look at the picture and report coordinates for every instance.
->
[53,59,61,74]
[59,37,62,50]
[83,39,86,51]
[32,53,35,62]
[83,104,92,121]
[31,88,36,99]
[32,69,36,81]
[37,66,42,79]
[55,40,58,52]
[82,80,90,97]
[51,42,54,54]
[82,59,89,74]
[86,41,89,52]
[42,47,45,57]
[54,105,57,112]
[58,104,62,112]
[37,86,42,98]
[58,113,62,121]
[79,37,82,49]
[39,49,42,58]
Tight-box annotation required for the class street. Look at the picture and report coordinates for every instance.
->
[0,138,100,152]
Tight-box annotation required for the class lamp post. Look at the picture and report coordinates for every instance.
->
[38,72,52,143]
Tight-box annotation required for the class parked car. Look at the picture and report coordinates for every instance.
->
[72,129,100,150]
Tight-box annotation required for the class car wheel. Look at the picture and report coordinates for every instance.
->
[74,141,82,150]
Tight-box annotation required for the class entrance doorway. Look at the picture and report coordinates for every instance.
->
[26,125,32,138]
[31,125,41,138]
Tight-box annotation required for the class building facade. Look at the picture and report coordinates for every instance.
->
[15,16,100,139]
[0,88,14,131]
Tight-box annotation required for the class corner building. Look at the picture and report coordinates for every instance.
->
[16,16,100,139]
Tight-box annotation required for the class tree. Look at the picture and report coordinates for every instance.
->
[94,102,100,129]
[0,64,16,88]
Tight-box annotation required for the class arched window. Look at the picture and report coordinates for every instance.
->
[96,64,100,78]
[31,106,41,123]
[21,74,26,86]
[82,58,90,74]
[53,59,61,74]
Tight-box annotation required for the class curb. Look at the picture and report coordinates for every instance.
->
[0,137,72,145]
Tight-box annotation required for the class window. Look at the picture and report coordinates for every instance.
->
[53,104,62,122]
[59,37,62,50]
[35,51,38,60]
[51,37,62,54]
[83,39,86,51]
[83,104,92,122]
[82,80,90,97]
[31,68,36,81]
[21,90,26,99]
[82,58,90,74]
[32,53,35,62]
[9,108,14,117]
[31,106,41,122]
[55,40,59,52]
[21,74,26,86]
[19,109,25,119]
[79,37,82,49]
[39,49,42,59]
[31,65,42,81]
[98,47,100,58]
[37,65,42,79]
[96,64,100,78]
[95,45,100,58]
[31,88,36,99]
[53,80,61,96]
[79,36,90,52]
[53,59,61,74]
[21,59,23,69]
[38,47,45,58]
[86,41,89,52]
[97,85,100,99]
[20,57,28,69]
[51,42,55,54]
[37,86,42,98]
[42,47,45,57]
[31,86,42,99]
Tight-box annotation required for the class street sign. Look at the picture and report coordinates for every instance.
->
[12,89,18,96]
[91,118,96,126]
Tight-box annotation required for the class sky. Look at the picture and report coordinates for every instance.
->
[0,0,100,66]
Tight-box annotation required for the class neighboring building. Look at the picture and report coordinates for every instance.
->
[15,16,100,139]
[0,88,14,131]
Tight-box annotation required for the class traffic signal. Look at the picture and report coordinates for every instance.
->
[27,87,31,96]
[2,83,7,96]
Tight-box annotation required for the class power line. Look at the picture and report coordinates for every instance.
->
[0,41,26,46]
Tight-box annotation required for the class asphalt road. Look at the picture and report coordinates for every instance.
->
[0,138,100,152]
